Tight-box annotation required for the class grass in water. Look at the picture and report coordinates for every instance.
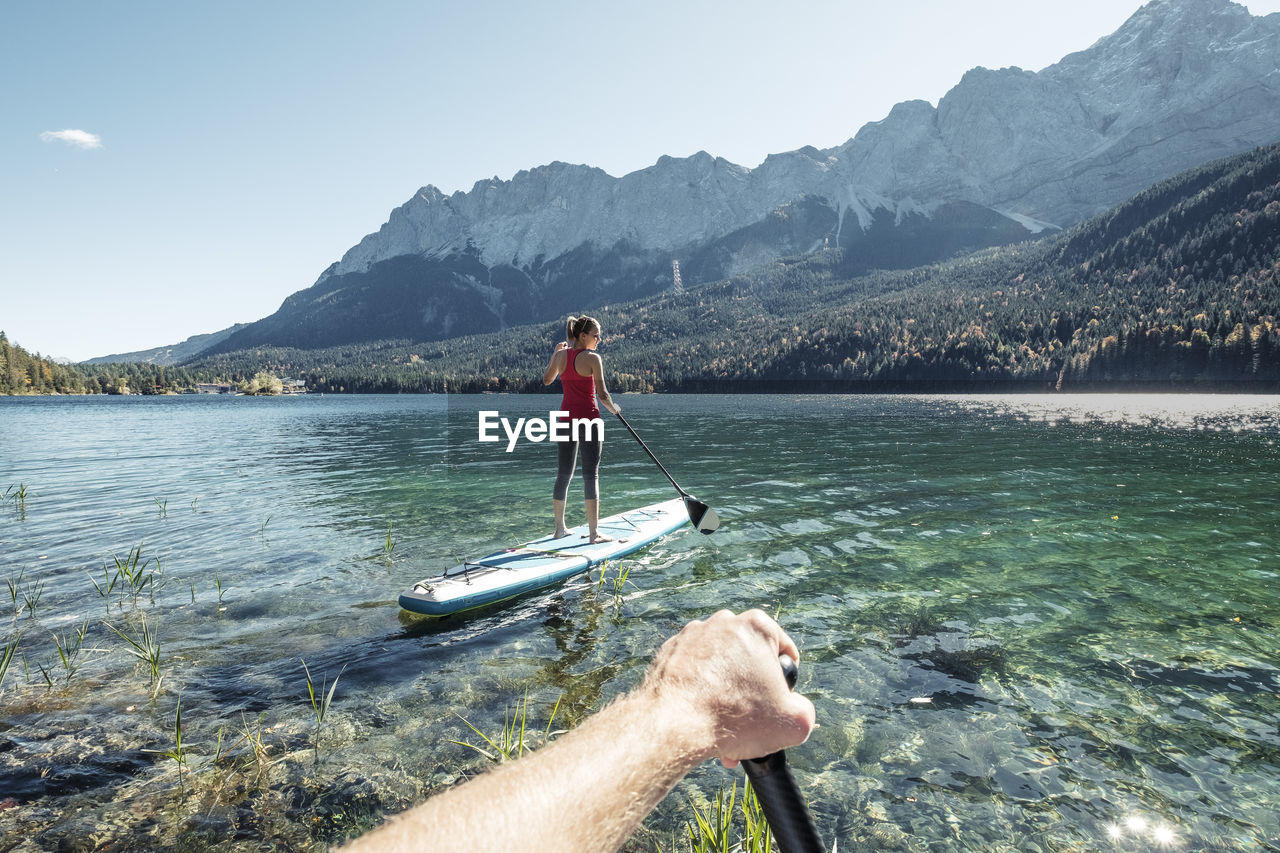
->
[51,620,93,685]
[242,711,275,776]
[88,562,119,605]
[154,497,168,518]
[362,523,398,564]
[93,545,160,609]
[6,569,45,619]
[4,483,27,518]
[214,711,278,780]
[0,633,20,695]
[453,692,564,763]
[147,697,189,797]
[302,658,344,768]
[596,559,633,610]
[20,577,44,620]
[685,780,775,853]
[214,573,229,612]
[106,614,163,696]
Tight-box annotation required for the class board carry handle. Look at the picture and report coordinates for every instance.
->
[741,655,827,853]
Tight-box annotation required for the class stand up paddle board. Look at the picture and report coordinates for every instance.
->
[399,498,689,616]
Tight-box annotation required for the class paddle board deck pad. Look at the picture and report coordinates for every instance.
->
[399,498,689,616]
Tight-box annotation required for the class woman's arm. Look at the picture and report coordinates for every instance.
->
[543,342,568,386]
[584,351,620,415]
[340,610,815,853]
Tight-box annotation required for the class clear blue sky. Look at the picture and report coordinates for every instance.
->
[5,0,1279,362]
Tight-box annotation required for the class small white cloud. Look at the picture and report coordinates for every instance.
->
[40,129,103,150]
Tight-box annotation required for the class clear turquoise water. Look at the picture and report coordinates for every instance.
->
[1,394,1277,850]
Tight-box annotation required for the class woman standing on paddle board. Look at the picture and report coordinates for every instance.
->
[543,314,621,543]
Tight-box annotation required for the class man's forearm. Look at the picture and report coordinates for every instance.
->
[343,683,712,853]
[342,609,816,853]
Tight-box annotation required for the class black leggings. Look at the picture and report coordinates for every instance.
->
[553,437,602,501]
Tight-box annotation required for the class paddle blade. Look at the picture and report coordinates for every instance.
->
[685,497,720,534]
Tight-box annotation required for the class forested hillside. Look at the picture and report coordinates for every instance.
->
[0,332,85,394]
[0,331,228,395]
[187,142,1280,393]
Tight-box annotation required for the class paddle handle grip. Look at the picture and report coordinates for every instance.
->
[741,655,827,853]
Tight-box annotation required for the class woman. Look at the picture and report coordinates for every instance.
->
[543,314,621,543]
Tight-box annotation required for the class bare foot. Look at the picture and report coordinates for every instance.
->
[588,533,613,544]
[553,528,569,540]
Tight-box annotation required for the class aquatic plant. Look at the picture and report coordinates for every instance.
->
[302,658,344,768]
[5,571,34,619]
[0,633,20,695]
[214,573,228,611]
[4,483,27,518]
[453,692,563,764]
[103,545,157,608]
[154,497,168,518]
[51,620,92,685]
[5,569,45,620]
[88,562,120,606]
[34,658,55,689]
[218,711,278,780]
[242,711,275,775]
[213,723,228,764]
[595,559,633,611]
[686,783,734,852]
[8,571,46,620]
[147,697,189,797]
[106,614,163,696]
[361,523,398,565]
[685,781,776,853]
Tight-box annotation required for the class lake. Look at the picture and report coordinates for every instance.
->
[1,393,1278,851]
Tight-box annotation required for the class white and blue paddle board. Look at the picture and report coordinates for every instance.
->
[399,498,689,616]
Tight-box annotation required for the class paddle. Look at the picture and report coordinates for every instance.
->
[742,655,827,853]
[612,411,719,534]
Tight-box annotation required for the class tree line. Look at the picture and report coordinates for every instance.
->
[0,332,86,395]
[0,332,259,396]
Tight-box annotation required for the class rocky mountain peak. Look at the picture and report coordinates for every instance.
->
[210,0,1280,356]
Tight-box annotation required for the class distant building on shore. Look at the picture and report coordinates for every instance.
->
[196,383,234,394]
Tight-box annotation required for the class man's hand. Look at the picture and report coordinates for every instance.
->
[641,609,815,768]
[342,609,817,853]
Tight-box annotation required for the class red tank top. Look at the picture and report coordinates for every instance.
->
[560,348,599,421]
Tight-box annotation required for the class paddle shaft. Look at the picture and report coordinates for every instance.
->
[742,656,827,853]
[613,412,690,499]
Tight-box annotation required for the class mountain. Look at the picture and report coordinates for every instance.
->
[204,0,1280,356]
[84,325,247,366]
[185,140,1280,392]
